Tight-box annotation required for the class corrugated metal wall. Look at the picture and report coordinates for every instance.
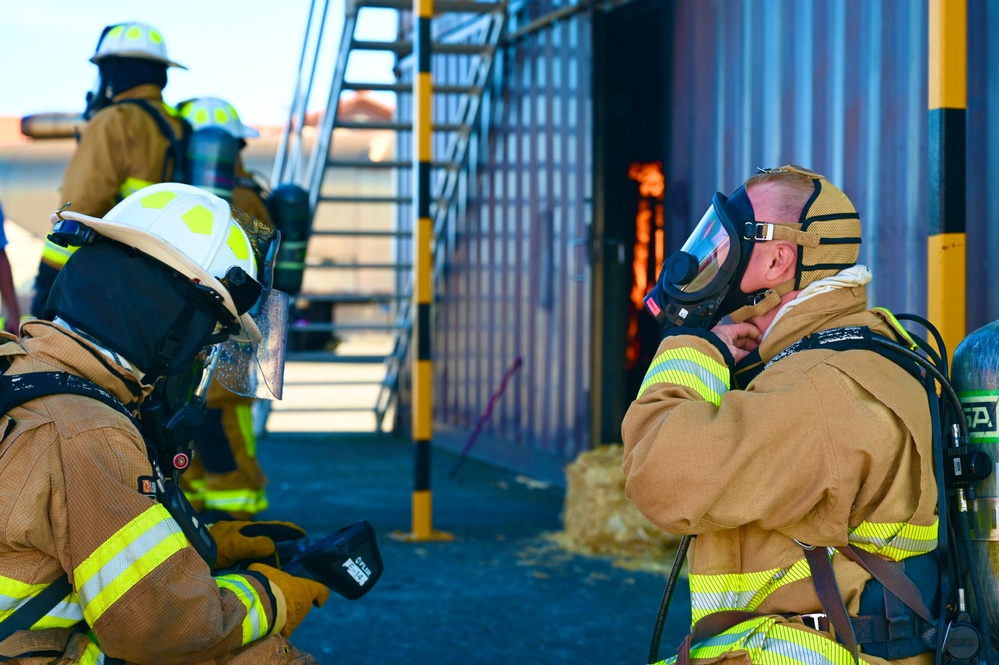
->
[398,1,593,463]
[669,0,929,316]
[398,0,999,468]
[670,0,999,332]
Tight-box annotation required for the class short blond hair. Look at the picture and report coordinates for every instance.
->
[745,164,816,225]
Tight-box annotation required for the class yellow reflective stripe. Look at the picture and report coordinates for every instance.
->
[75,504,189,625]
[78,638,106,664]
[205,489,269,515]
[0,575,83,629]
[639,347,730,405]
[671,616,861,665]
[849,519,938,560]
[183,478,206,504]
[663,617,862,665]
[42,238,78,267]
[216,574,269,645]
[872,307,919,351]
[689,557,812,625]
[119,177,154,198]
[235,403,256,457]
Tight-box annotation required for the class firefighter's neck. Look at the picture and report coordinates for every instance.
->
[52,317,146,381]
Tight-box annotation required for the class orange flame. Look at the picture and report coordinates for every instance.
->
[626,162,665,369]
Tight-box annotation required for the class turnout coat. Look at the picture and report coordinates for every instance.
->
[622,283,937,665]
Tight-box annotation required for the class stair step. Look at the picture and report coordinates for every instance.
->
[341,81,482,95]
[271,406,379,413]
[286,351,391,363]
[324,159,457,169]
[318,195,413,204]
[351,38,491,57]
[333,120,463,132]
[309,229,413,238]
[291,322,408,332]
[357,0,504,14]
[304,261,411,269]
[296,292,407,303]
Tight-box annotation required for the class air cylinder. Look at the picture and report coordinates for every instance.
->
[266,184,310,296]
[185,127,238,201]
[952,318,999,644]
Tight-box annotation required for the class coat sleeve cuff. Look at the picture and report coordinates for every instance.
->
[661,327,736,368]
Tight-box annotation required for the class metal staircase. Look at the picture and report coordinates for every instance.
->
[269,0,506,433]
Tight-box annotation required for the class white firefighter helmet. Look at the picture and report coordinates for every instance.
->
[179,97,260,139]
[51,183,289,399]
[90,22,187,69]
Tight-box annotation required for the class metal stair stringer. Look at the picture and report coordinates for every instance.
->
[373,3,508,433]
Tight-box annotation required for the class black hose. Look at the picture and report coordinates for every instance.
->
[648,534,691,665]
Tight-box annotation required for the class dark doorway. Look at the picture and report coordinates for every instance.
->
[591,0,672,445]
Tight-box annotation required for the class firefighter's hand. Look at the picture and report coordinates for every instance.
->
[249,563,330,638]
[711,322,762,362]
[209,521,307,570]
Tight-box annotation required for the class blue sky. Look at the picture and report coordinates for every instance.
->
[0,0,398,125]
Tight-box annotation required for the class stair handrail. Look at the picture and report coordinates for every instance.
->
[272,0,332,187]
[304,2,361,216]
[374,6,507,432]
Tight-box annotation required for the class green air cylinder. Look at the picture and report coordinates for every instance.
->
[186,127,238,202]
[266,184,310,296]
[952,319,999,644]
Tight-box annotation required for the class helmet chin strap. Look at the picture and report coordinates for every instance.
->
[729,279,796,324]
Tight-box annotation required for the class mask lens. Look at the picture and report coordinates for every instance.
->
[675,208,732,294]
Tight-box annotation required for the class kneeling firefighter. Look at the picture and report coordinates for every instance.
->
[626,165,996,665]
[0,184,328,663]
[175,96,273,520]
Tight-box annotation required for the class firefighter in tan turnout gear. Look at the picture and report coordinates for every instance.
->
[0,184,327,663]
[30,21,189,318]
[175,96,273,520]
[624,166,938,665]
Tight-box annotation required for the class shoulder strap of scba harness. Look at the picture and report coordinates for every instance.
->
[763,323,985,665]
[0,372,136,651]
[111,98,192,185]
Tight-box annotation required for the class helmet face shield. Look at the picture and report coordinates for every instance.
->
[215,288,290,400]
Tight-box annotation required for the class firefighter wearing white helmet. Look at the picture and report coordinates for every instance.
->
[29,21,189,321]
[177,96,277,519]
[0,184,327,663]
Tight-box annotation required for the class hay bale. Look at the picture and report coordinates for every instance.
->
[558,444,679,563]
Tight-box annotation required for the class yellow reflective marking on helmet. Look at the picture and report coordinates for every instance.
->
[108,25,124,38]
[149,29,162,44]
[227,226,250,260]
[125,26,142,40]
[182,205,214,235]
[216,574,269,645]
[140,190,177,209]
[214,108,229,124]
[195,108,209,125]
[227,103,238,118]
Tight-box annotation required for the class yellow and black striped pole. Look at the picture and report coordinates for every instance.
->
[928,0,966,360]
[398,0,451,542]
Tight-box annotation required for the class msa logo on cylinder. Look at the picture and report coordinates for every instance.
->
[960,392,999,443]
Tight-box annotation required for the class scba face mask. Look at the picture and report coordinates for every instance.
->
[644,186,765,330]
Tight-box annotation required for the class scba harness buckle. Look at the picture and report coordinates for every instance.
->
[800,613,829,632]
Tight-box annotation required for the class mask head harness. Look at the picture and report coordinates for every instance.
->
[644,165,862,330]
